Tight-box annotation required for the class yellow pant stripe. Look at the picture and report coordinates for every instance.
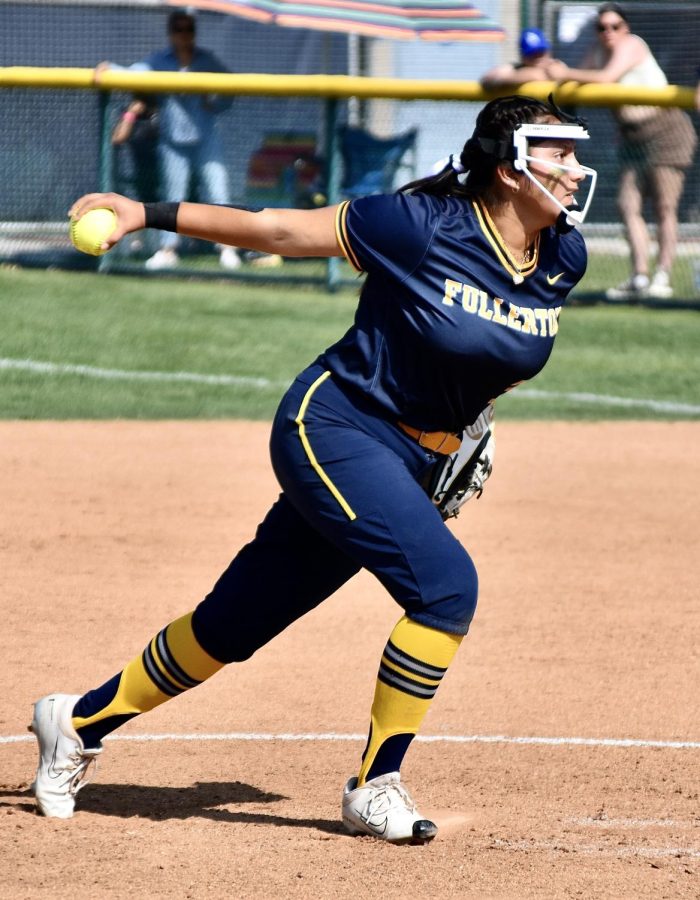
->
[295,371,356,521]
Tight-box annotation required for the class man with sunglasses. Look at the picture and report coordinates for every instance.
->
[546,3,696,301]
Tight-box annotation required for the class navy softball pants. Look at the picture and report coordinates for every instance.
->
[192,364,478,663]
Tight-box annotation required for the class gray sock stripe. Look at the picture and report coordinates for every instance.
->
[378,663,438,699]
[156,629,200,689]
[384,641,446,681]
[142,641,181,697]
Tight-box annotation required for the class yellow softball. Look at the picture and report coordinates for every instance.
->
[70,207,117,256]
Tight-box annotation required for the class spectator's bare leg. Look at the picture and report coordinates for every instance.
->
[650,166,684,274]
[617,167,649,276]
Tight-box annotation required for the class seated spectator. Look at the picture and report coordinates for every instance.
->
[481,28,557,89]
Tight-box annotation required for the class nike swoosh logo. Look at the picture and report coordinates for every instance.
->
[48,738,62,779]
[546,272,565,286]
[362,814,388,834]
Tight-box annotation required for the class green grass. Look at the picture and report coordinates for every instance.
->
[498,304,700,419]
[576,253,699,302]
[1,266,699,420]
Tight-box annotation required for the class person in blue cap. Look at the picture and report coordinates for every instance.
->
[481,27,557,89]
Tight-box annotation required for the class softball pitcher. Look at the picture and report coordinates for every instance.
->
[30,95,593,844]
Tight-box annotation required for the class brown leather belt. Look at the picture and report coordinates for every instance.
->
[398,422,461,455]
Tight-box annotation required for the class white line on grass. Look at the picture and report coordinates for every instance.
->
[0,357,287,390]
[2,730,699,748]
[516,387,700,416]
[2,357,700,416]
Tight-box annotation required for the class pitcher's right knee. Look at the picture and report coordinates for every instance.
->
[404,544,479,636]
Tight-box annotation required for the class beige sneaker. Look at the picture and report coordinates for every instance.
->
[647,270,673,299]
[342,772,437,844]
[219,246,242,270]
[605,273,649,301]
[247,251,283,269]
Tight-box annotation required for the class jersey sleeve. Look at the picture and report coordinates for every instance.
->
[335,193,438,281]
[559,228,588,287]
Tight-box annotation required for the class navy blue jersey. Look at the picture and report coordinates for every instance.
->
[319,192,587,432]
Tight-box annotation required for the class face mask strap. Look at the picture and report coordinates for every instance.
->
[515,154,598,225]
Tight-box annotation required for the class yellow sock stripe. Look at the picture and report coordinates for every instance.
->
[379,655,443,688]
[143,636,189,695]
[384,639,447,680]
[72,656,170,728]
[356,617,465,784]
[72,614,223,731]
[295,371,357,521]
[377,663,439,699]
[165,613,223,683]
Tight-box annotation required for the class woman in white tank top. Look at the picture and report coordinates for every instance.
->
[547,2,697,300]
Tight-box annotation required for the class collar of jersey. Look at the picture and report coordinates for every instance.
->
[473,199,540,282]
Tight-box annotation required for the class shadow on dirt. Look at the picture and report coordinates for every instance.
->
[2,781,346,834]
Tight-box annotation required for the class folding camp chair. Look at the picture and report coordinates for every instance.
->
[338,125,418,198]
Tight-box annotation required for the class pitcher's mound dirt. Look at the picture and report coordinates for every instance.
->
[1,420,698,899]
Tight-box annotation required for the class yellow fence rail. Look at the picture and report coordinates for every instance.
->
[0,66,696,109]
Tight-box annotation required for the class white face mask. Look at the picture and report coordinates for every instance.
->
[511,123,598,226]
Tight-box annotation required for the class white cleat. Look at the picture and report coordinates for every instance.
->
[342,771,438,844]
[29,694,101,818]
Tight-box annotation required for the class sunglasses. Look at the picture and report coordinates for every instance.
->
[596,21,623,32]
[171,24,195,33]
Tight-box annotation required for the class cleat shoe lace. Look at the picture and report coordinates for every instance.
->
[63,746,100,797]
[365,778,413,826]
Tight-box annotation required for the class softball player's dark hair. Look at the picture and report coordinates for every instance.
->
[399,95,569,202]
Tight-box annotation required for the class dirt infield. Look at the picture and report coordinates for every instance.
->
[1,420,698,899]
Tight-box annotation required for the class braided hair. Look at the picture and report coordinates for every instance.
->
[399,95,569,202]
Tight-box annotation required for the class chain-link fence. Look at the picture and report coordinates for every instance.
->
[2,0,700,301]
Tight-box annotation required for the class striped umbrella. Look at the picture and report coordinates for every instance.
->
[176,0,505,42]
